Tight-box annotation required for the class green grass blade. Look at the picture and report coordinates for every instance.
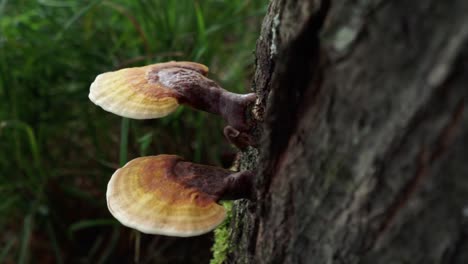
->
[134,230,141,264]
[0,0,8,15]
[194,2,206,44]
[55,0,102,40]
[97,227,120,264]
[37,0,78,7]
[18,214,33,264]
[46,221,63,264]
[137,132,153,156]
[0,120,41,168]
[68,218,116,235]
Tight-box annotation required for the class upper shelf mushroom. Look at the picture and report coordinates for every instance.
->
[89,61,257,148]
[107,154,254,237]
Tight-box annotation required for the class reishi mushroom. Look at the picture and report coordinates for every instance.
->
[89,61,257,148]
[107,154,254,237]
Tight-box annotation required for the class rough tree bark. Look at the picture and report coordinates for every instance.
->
[226,0,468,263]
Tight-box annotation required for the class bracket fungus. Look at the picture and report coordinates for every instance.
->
[89,61,257,148]
[107,155,254,237]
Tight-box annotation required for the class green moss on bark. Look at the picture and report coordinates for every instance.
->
[210,202,233,264]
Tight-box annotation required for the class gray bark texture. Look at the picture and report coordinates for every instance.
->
[226,0,468,263]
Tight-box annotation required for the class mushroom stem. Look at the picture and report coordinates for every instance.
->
[155,67,257,133]
[172,160,255,201]
[218,170,255,201]
[218,92,257,133]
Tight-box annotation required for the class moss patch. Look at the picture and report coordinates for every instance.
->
[210,201,233,264]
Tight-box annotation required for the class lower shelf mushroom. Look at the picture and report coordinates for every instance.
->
[106,155,254,237]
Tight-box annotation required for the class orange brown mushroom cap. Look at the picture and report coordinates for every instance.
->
[106,155,254,237]
[89,61,257,149]
[89,61,208,119]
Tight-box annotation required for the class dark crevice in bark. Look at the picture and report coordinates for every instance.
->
[262,0,331,196]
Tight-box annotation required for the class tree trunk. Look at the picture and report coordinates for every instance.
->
[227,0,468,263]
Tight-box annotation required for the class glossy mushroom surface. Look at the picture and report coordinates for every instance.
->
[89,61,208,119]
[107,155,227,237]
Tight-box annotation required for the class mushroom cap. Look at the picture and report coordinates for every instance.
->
[89,61,209,119]
[106,155,226,237]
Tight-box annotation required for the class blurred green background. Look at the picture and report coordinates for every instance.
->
[0,0,266,263]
